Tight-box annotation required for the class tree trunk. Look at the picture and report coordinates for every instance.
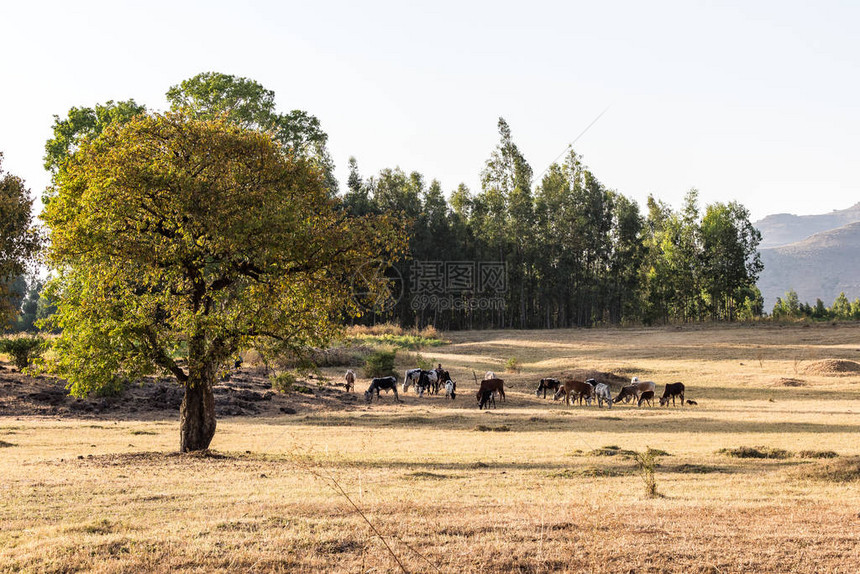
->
[180,377,216,452]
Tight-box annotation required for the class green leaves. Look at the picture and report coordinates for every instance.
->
[42,112,405,399]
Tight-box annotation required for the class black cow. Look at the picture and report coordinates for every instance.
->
[364,376,400,403]
[660,382,686,406]
[535,378,561,398]
[478,388,496,409]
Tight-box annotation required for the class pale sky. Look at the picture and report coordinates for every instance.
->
[2,0,858,221]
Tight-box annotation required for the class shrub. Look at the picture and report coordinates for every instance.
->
[802,457,860,483]
[634,447,660,498]
[798,450,839,459]
[270,372,297,393]
[364,349,396,378]
[716,446,792,459]
[413,352,434,371]
[505,357,520,373]
[0,336,46,370]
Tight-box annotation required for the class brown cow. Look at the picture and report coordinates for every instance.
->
[614,378,656,404]
[638,390,655,407]
[553,379,595,406]
[344,369,355,392]
[476,378,505,406]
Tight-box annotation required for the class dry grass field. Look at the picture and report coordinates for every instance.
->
[2,323,860,573]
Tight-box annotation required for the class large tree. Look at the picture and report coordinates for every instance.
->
[41,113,404,451]
[0,154,41,325]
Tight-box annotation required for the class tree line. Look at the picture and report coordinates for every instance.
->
[343,118,764,329]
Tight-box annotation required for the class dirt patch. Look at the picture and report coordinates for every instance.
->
[772,377,806,387]
[801,359,860,376]
[0,361,358,420]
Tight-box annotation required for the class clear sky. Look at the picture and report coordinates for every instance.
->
[2,0,858,221]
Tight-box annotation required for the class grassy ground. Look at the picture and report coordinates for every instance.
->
[2,323,860,573]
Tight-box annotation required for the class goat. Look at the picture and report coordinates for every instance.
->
[659,382,685,406]
[638,390,655,407]
[554,379,594,406]
[344,369,355,392]
[364,376,400,403]
[535,378,561,398]
[478,388,496,409]
[476,378,505,405]
[593,381,612,408]
[445,379,456,400]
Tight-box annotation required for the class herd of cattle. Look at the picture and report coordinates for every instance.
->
[348,367,695,409]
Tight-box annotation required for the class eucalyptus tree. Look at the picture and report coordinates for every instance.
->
[479,118,534,327]
[699,201,763,320]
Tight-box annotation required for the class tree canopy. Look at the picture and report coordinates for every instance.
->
[41,112,404,450]
[0,154,41,324]
[166,72,338,193]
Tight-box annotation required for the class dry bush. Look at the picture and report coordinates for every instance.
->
[802,457,860,483]
[797,450,839,459]
[717,446,793,459]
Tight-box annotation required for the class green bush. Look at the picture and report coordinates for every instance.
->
[0,336,46,370]
[505,357,520,373]
[270,372,297,393]
[364,349,396,378]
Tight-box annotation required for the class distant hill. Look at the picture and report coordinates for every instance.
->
[754,202,860,249]
[757,221,860,309]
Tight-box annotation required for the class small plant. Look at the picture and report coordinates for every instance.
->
[270,372,298,393]
[364,349,397,378]
[0,336,46,370]
[634,447,660,498]
[505,357,520,373]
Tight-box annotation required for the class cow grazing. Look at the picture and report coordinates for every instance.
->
[593,381,612,408]
[484,371,496,380]
[476,378,505,404]
[364,376,400,403]
[535,378,561,398]
[344,370,355,392]
[403,368,421,393]
[638,390,655,407]
[478,388,496,409]
[445,380,456,400]
[659,382,686,406]
[613,385,637,404]
[434,367,450,394]
[614,378,657,404]
[404,368,438,394]
[554,380,595,406]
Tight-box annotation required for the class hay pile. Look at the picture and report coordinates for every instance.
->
[800,359,860,375]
